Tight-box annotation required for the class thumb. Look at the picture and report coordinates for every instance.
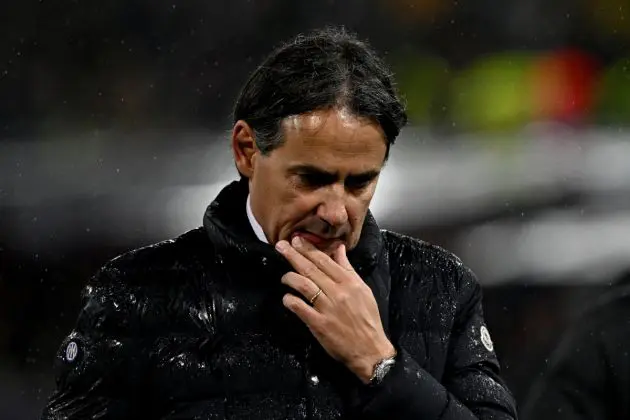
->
[334,244,354,271]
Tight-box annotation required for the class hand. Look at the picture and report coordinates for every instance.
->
[275,236,396,384]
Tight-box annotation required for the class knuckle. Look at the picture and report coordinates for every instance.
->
[313,255,328,267]
[281,272,296,286]
[336,292,351,304]
[289,299,302,311]
[302,265,318,279]
[347,279,364,291]
[353,282,368,293]
[298,281,312,296]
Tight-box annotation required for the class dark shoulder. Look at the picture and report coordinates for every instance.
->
[381,229,476,284]
[544,285,630,373]
[76,228,212,332]
[574,284,630,333]
[93,227,211,288]
[380,231,484,331]
[591,284,630,312]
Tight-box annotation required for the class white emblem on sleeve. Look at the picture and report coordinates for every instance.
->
[480,326,494,352]
[65,341,79,362]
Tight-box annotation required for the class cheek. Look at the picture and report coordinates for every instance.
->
[348,196,372,226]
[276,188,314,224]
[291,193,320,215]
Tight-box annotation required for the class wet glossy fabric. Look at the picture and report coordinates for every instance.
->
[42,178,517,419]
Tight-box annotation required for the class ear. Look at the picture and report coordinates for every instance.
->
[231,120,258,178]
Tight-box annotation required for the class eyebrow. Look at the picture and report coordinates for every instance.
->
[287,164,381,181]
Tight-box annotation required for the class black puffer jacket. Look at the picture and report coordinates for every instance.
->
[522,282,630,420]
[42,179,517,419]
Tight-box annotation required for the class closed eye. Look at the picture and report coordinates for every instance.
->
[298,172,336,188]
[289,164,380,191]
[345,173,378,190]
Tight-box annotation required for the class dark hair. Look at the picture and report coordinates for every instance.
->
[233,27,407,159]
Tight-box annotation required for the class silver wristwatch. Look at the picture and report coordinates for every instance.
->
[368,353,397,385]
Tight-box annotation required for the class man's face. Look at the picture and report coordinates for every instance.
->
[245,108,387,255]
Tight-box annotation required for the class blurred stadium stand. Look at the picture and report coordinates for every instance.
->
[1,0,629,417]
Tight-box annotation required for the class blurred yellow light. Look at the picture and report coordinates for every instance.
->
[450,53,536,132]
[391,53,450,124]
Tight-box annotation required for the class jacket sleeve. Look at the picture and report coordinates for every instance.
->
[521,307,615,420]
[41,267,151,420]
[356,267,518,420]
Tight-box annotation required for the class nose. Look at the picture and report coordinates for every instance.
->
[316,184,349,228]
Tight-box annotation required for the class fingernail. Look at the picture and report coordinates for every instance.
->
[275,240,288,252]
[291,236,302,248]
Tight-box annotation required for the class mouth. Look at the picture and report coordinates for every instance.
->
[291,230,342,248]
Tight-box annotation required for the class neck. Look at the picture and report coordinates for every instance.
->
[246,194,269,244]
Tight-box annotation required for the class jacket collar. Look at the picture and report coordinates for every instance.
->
[202,178,384,278]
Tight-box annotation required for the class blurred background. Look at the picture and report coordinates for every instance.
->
[1,0,630,418]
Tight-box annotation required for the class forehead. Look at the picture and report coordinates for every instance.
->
[277,108,387,168]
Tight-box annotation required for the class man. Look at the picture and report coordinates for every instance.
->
[42,28,517,419]
[522,272,630,420]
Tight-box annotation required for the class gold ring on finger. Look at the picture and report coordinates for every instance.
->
[309,288,323,305]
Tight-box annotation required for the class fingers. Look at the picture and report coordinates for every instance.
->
[288,237,356,280]
[275,239,336,290]
[281,272,329,308]
[282,293,324,327]
[332,244,354,271]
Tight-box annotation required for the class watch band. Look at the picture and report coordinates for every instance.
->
[368,352,397,385]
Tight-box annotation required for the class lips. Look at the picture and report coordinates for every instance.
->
[291,230,340,248]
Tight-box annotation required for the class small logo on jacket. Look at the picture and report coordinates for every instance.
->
[480,326,494,352]
[65,341,79,362]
